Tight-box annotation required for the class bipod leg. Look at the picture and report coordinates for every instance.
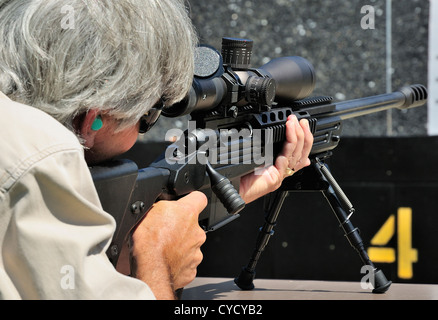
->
[234,190,289,290]
[314,158,392,293]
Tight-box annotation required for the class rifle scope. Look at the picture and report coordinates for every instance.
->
[162,38,316,117]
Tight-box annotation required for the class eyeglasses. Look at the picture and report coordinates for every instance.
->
[139,99,164,134]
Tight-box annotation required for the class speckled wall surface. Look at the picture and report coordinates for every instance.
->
[143,0,429,141]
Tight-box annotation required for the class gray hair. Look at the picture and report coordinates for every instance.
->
[0,0,198,130]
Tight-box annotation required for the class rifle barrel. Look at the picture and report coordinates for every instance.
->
[322,85,427,120]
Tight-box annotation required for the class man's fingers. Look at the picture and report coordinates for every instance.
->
[285,115,298,143]
[296,119,313,169]
[176,192,208,246]
[176,191,208,216]
[292,116,305,161]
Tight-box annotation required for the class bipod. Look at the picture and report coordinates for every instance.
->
[234,157,392,294]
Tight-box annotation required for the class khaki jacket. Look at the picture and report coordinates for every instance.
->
[0,94,154,299]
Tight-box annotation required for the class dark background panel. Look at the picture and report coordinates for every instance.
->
[122,136,438,284]
[195,137,438,285]
[197,183,436,284]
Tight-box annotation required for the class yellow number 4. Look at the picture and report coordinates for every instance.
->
[367,207,418,279]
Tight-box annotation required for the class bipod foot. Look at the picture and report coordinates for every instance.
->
[234,267,256,291]
[372,269,392,293]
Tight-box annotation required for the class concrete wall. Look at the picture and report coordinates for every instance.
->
[142,0,430,141]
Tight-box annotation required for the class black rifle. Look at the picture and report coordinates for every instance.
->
[90,38,427,293]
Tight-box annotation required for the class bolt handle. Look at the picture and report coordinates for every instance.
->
[206,162,246,215]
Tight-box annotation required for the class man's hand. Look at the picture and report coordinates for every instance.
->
[130,191,207,299]
[239,115,313,203]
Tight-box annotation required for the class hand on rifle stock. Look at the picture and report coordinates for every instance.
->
[130,191,207,300]
[239,115,313,204]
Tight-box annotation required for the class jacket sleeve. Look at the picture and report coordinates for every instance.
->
[0,144,155,300]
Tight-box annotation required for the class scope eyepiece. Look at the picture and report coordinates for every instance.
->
[245,76,277,107]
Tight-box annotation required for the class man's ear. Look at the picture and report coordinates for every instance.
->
[73,109,101,149]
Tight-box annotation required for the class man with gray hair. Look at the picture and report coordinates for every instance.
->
[0,0,313,299]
